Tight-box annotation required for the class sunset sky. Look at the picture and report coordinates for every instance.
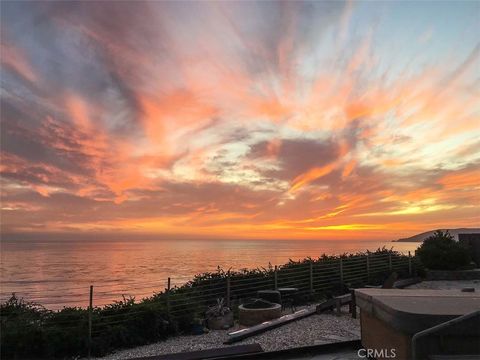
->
[1,1,479,241]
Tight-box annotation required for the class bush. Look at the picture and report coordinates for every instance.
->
[416,230,471,270]
[0,295,48,358]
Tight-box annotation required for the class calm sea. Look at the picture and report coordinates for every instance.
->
[0,239,419,309]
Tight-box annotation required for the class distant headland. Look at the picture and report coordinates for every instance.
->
[394,228,480,242]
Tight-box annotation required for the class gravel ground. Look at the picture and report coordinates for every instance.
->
[406,280,480,291]
[95,306,360,360]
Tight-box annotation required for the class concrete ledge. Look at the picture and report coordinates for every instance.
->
[426,270,480,280]
[355,289,480,335]
[356,289,480,360]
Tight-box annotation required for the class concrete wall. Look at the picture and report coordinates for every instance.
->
[360,311,411,360]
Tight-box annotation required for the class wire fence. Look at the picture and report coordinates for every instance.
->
[1,250,423,358]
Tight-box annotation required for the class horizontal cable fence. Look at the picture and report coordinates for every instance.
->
[1,250,423,359]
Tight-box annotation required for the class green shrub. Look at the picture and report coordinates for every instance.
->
[416,230,471,270]
[0,295,47,357]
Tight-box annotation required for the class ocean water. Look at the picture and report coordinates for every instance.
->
[0,239,419,309]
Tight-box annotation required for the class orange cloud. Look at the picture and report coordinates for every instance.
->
[290,163,337,193]
[438,169,480,190]
[342,159,356,178]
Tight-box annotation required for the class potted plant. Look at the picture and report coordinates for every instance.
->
[191,315,206,335]
[206,298,234,330]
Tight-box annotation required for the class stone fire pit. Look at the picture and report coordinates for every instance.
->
[238,299,282,326]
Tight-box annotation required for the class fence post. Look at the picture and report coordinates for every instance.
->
[274,265,278,290]
[309,260,314,294]
[366,254,370,283]
[226,274,231,308]
[408,251,412,276]
[339,259,344,283]
[166,277,171,318]
[389,253,392,271]
[88,285,93,359]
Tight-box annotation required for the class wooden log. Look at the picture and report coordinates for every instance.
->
[225,307,317,344]
[393,277,422,289]
[316,293,352,313]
